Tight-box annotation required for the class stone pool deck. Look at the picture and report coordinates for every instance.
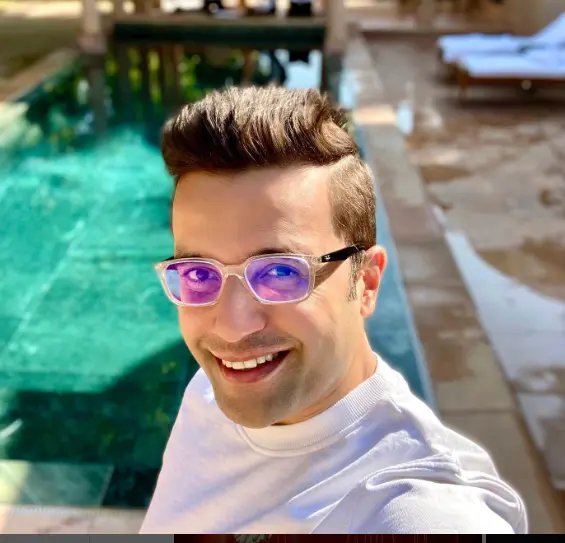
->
[360,34,565,533]
[0,504,144,534]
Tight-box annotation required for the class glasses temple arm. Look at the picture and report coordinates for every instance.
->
[319,244,366,263]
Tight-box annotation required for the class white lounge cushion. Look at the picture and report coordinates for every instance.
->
[438,33,515,49]
[438,11,565,61]
[441,37,531,63]
[457,50,565,78]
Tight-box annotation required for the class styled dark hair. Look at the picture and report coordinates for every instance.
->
[161,86,376,297]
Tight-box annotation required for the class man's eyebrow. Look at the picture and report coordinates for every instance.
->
[172,245,312,260]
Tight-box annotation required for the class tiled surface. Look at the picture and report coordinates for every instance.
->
[0,506,94,535]
[347,0,509,34]
[0,505,144,534]
[0,49,78,102]
[0,461,112,507]
[359,34,565,531]
[102,467,160,508]
[348,39,437,405]
[517,394,565,490]
[443,412,565,534]
[396,239,464,285]
[429,335,515,413]
[397,243,515,412]
[89,509,145,534]
[0,9,79,94]
[0,44,211,507]
[401,252,516,412]
[365,198,437,405]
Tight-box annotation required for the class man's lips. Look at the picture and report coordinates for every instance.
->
[215,350,290,384]
[210,348,292,363]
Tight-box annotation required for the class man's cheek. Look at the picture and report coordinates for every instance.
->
[178,310,202,346]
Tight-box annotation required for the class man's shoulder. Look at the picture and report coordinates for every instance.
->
[325,358,528,533]
[373,358,500,474]
[315,443,527,533]
[335,473,527,533]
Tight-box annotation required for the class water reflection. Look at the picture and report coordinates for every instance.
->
[395,81,415,136]
[441,224,565,487]
[16,41,343,155]
[443,228,565,383]
[88,43,339,139]
[442,225,565,489]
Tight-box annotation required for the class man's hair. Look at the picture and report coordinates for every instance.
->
[161,86,376,299]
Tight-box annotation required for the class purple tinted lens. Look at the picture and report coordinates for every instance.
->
[164,261,223,305]
[245,256,311,303]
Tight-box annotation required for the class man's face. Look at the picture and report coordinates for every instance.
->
[171,166,383,428]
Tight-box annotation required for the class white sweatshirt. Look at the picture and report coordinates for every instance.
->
[140,356,527,534]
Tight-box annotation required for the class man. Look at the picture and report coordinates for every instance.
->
[141,87,527,534]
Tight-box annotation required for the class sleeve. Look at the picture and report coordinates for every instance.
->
[315,468,528,534]
[349,478,523,534]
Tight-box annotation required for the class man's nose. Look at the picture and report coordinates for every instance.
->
[213,276,267,344]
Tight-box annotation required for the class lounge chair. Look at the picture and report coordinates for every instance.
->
[437,12,565,65]
[454,49,565,98]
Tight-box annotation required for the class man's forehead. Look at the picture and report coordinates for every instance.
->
[173,165,330,200]
[173,167,331,220]
[173,213,320,262]
[171,166,335,262]
[173,241,316,262]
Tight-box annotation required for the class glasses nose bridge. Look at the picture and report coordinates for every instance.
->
[222,264,249,288]
[220,263,263,304]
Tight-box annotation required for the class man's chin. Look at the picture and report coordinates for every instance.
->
[215,396,279,429]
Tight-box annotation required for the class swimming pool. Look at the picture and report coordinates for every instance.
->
[0,41,434,508]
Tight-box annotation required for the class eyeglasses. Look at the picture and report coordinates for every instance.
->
[154,244,365,307]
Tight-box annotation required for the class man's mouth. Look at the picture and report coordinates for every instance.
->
[214,350,291,383]
[219,350,288,370]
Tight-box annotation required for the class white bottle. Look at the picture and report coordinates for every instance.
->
[396,81,414,136]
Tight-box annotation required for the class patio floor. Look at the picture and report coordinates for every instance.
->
[365,33,565,533]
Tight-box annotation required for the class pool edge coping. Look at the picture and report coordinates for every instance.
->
[0,48,80,104]
[344,36,438,412]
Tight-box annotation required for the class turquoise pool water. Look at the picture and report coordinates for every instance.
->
[0,42,433,508]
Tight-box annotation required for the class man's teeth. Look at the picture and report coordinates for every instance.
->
[222,352,278,370]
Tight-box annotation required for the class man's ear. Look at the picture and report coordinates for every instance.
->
[358,246,387,318]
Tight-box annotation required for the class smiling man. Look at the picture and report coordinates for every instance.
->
[140,87,527,534]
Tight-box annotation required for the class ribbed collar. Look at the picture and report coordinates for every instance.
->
[237,355,401,456]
